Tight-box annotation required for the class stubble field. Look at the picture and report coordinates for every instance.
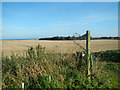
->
[1,39,119,56]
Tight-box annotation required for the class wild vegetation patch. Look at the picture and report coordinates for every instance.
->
[2,45,120,89]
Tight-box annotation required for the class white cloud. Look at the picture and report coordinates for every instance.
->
[51,12,117,29]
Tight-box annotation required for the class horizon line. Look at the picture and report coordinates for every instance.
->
[1,36,119,40]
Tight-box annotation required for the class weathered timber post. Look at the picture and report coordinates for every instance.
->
[86,30,91,80]
[90,54,94,74]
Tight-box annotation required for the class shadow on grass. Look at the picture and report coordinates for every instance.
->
[93,50,120,62]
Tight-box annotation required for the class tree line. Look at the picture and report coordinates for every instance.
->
[39,34,87,40]
[39,35,119,40]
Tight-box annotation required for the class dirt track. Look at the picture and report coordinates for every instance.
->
[1,40,119,56]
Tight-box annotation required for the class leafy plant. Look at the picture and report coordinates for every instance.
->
[2,45,120,89]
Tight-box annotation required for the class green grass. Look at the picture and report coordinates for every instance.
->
[93,50,120,62]
[2,45,120,89]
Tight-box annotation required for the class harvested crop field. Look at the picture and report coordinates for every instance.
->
[1,40,119,56]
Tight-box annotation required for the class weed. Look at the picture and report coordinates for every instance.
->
[2,45,120,89]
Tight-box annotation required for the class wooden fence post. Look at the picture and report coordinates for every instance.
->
[86,30,91,80]
[90,54,94,74]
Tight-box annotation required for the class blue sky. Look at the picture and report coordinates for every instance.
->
[2,2,118,39]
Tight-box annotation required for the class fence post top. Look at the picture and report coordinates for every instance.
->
[86,30,90,32]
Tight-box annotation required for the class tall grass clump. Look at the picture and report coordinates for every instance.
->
[2,45,120,89]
